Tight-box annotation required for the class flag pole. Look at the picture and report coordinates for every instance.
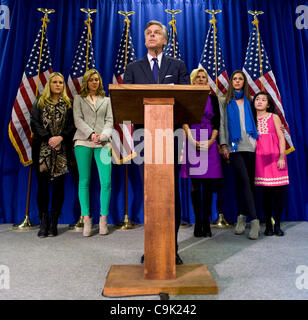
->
[205,9,232,229]
[115,11,139,230]
[69,8,97,232]
[165,9,193,228]
[165,9,182,59]
[248,10,275,227]
[81,8,97,72]
[248,10,265,90]
[205,9,222,96]
[12,8,55,231]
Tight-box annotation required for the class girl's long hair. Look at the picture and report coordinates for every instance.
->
[38,72,71,108]
[224,70,251,107]
[79,69,105,98]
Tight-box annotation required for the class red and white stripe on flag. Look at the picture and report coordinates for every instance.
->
[198,24,229,97]
[111,123,136,164]
[8,26,53,166]
[242,25,294,154]
[111,21,137,164]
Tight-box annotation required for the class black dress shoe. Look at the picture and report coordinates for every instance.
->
[203,231,212,238]
[274,228,284,236]
[140,254,144,264]
[264,228,274,236]
[194,224,203,237]
[176,253,183,265]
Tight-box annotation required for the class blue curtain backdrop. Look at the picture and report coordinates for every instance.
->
[0,0,307,225]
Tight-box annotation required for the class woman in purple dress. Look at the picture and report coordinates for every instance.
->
[181,68,222,237]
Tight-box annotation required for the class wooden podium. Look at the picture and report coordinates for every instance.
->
[103,84,218,296]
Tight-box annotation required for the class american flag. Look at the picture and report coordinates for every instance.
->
[67,25,96,98]
[112,22,136,164]
[163,26,182,59]
[112,22,136,84]
[243,26,295,154]
[8,26,53,166]
[199,24,229,96]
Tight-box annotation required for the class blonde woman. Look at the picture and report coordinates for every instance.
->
[30,72,75,238]
[181,68,222,238]
[73,69,113,237]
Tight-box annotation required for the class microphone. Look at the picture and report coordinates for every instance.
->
[154,49,160,84]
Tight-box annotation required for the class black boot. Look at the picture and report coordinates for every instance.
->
[264,216,274,236]
[191,188,203,237]
[194,223,203,237]
[274,221,284,236]
[202,216,212,238]
[48,211,60,237]
[37,212,49,238]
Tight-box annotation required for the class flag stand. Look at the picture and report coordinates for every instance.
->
[204,9,231,229]
[113,11,139,230]
[12,8,55,231]
[12,166,38,230]
[115,164,140,230]
[68,8,97,232]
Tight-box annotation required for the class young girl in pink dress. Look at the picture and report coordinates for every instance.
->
[253,92,289,236]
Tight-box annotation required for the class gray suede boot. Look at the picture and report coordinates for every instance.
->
[249,219,260,240]
[83,217,92,237]
[99,215,109,235]
[234,215,246,235]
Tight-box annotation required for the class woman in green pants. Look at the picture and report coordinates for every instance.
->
[73,69,113,237]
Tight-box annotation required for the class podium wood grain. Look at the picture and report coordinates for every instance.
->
[103,264,219,296]
[103,84,218,296]
[109,84,210,124]
[144,99,175,280]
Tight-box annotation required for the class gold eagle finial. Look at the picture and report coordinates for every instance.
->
[80,8,98,21]
[37,8,55,20]
[248,10,264,21]
[118,11,135,17]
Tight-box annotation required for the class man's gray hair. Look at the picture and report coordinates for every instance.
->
[144,20,168,40]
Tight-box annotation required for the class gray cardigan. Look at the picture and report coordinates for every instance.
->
[73,95,113,142]
[219,96,256,152]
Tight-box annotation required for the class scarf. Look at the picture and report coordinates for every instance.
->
[39,97,68,179]
[226,90,258,151]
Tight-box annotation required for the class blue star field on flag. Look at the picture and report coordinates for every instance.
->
[242,25,294,153]
[25,26,52,78]
[243,26,271,82]
[163,27,182,60]
[67,25,96,97]
[113,23,136,83]
[199,24,229,96]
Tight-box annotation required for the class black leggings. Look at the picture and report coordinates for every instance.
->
[262,186,286,226]
[230,152,257,220]
[36,171,66,214]
[190,178,217,224]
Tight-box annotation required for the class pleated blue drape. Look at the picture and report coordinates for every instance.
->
[0,0,307,225]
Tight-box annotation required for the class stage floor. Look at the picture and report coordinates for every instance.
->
[0,221,307,300]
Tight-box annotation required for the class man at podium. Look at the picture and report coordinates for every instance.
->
[123,20,190,265]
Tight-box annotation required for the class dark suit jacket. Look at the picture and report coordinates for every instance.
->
[123,54,190,85]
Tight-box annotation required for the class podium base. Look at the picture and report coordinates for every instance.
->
[103,264,218,297]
